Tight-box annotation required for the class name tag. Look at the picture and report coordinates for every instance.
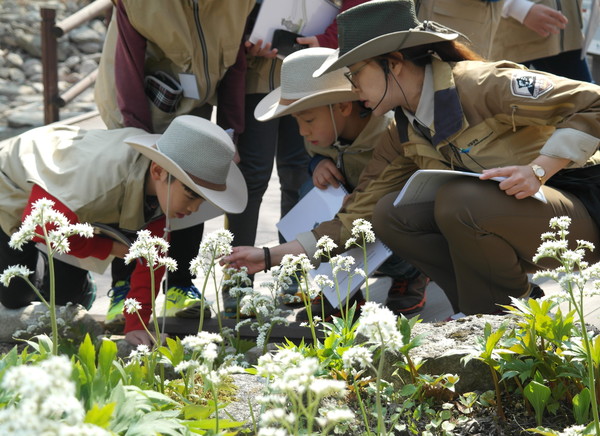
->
[178,73,201,100]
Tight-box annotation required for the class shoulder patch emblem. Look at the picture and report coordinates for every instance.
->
[510,71,554,99]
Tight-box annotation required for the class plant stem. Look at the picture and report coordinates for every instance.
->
[47,252,58,355]
[149,268,161,348]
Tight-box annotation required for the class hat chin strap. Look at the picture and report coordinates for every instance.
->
[370,63,390,113]
[328,104,340,147]
[160,173,174,331]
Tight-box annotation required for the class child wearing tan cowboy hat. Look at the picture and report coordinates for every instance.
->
[309,0,600,318]
[226,47,428,320]
[0,115,246,346]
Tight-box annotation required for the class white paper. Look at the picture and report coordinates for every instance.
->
[178,73,200,100]
[249,0,339,47]
[310,240,392,308]
[393,169,547,207]
[277,185,347,242]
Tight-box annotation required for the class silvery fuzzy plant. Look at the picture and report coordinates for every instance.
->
[528,216,600,436]
[0,198,94,355]
[123,229,177,347]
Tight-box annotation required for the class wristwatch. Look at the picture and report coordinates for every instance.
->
[531,164,546,184]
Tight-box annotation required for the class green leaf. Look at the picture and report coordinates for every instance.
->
[524,380,551,426]
[85,402,116,429]
[77,334,97,380]
[572,388,591,425]
[97,338,117,381]
[183,404,214,420]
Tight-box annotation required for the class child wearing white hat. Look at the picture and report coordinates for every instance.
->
[0,116,246,346]
[228,47,427,320]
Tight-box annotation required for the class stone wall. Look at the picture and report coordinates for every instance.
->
[0,0,106,139]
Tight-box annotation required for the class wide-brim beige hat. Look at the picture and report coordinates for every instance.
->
[313,0,459,77]
[125,115,247,215]
[255,47,357,121]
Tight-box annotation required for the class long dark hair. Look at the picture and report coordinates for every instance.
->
[382,41,483,66]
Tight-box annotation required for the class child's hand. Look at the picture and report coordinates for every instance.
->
[244,39,278,58]
[125,329,168,347]
[111,241,130,259]
[295,35,319,47]
[313,159,345,189]
[523,4,567,37]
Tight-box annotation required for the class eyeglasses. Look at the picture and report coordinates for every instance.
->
[344,60,372,88]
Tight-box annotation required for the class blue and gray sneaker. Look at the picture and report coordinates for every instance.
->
[105,280,129,325]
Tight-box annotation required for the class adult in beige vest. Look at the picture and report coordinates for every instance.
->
[492,0,592,81]
[414,0,504,59]
[94,0,254,326]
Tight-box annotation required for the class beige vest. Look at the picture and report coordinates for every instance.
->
[304,111,393,189]
[95,0,255,132]
[416,0,504,59]
[492,0,584,62]
[0,125,151,236]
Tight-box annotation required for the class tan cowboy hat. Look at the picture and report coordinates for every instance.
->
[125,115,247,215]
[313,0,459,77]
[255,47,357,121]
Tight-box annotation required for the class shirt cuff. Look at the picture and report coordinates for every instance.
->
[296,230,321,268]
[540,128,600,167]
[502,0,534,22]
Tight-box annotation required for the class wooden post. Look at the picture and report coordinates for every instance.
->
[41,8,59,125]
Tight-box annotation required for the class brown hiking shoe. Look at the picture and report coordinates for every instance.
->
[385,273,429,315]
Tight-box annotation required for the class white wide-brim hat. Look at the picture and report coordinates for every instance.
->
[125,115,247,216]
[255,47,357,121]
[313,0,459,77]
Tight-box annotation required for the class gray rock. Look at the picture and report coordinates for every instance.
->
[77,41,103,54]
[224,373,266,427]
[5,52,23,68]
[79,58,97,76]
[63,55,81,70]
[7,109,43,127]
[0,67,10,80]
[13,28,41,58]
[0,302,103,343]
[379,314,516,393]
[69,26,102,44]
[8,67,25,83]
[22,58,42,78]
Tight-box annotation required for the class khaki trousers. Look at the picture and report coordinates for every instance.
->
[372,177,600,314]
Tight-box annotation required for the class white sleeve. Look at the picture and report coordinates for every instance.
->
[502,0,535,23]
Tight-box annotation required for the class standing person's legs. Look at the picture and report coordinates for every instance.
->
[526,50,593,82]
[373,178,600,315]
[228,93,279,247]
[275,113,310,243]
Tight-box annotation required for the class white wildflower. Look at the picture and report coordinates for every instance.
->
[123,298,142,314]
[124,230,174,270]
[330,254,355,275]
[315,236,337,258]
[342,346,373,369]
[0,265,33,286]
[356,301,401,350]
[351,218,376,243]
[190,229,233,276]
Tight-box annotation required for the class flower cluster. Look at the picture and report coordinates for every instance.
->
[190,229,233,276]
[345,218,376,249]
[0,356,110,435]
[124,229,176,271]
[356,301,402,352]
[257,349,354,434]
[9,198,93,254]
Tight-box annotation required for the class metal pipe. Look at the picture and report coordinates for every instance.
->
[57,69,98,107]
[41,8,59,124]
[54,0,112,37]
